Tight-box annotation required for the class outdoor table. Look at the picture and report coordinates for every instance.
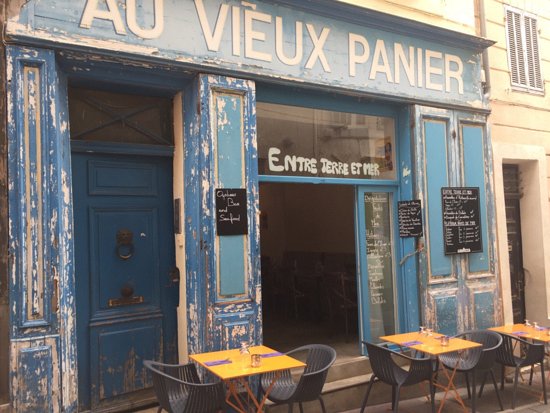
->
[490,323,550,402]
[190,345,305,413]
[489,323,550,343]
[380,331,481,413]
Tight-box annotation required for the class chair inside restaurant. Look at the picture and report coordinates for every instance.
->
[260,183,361,361]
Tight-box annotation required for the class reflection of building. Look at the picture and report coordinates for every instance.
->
[1,0,500,411]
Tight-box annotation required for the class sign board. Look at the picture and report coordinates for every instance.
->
[398,200,423,237]
[215,188,248,236]
[6,0,488,109]
[441,187,482,254]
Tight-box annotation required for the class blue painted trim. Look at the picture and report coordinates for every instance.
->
[356,186,400,348]
[423,119,452,276]
[7,45,78,411]
[71,140,174,157]
[396,107,419,333]
[257,84,401,118]
[259,175,399,186]
[462,124,490,273]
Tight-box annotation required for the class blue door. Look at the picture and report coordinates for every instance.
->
[72,151,178,411]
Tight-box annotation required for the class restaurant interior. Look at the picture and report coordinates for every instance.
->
[260,182,361,361]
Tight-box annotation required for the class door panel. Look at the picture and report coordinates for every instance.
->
[356,187,398,346]
[73,152,177,411]
[414,106,500,334]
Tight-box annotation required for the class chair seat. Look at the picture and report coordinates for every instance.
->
[260,344,336,413]
[267,381,298,402]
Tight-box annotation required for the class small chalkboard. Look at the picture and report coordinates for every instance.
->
[441,187,482,254]
[215,188,248,236]
[398,200,423,237]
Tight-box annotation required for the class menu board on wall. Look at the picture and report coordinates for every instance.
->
[398,200,423,237]
[215,188,248,236]
[441,187,482,254]
[364,193,395,336]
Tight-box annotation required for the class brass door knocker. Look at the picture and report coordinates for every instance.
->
[116,228,134,260]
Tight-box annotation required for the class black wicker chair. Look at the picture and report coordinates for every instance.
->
[259,344,336,413]
[487,333,547,409]
[361,341,435,413]
[439,330,503,413]
[143,360,226,413]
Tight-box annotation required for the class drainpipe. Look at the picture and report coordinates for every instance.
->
[479,0,491,96]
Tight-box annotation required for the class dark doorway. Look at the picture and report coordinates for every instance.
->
[260,183,360,359]
[503,164,526,324]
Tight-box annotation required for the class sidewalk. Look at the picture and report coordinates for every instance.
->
[342,368,550,413]
[136,369,550,412]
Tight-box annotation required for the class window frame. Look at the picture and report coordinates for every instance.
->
[504,6,544,94]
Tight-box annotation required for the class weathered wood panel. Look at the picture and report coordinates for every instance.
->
[415,105,500,333]
[7,45,77,412]
[184,74,259,354]
[5,0,491,110]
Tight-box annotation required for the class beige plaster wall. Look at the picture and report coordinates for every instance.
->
[486,0,550,323]
[338,0,476,34]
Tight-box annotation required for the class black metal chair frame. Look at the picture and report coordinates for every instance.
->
[485,333,547,409]
[143,360,226,413]
[439,330,503,413]
[361,341,436,413]
[260,344,336,413]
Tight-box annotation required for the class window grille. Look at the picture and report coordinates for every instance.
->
[505,7,544,93]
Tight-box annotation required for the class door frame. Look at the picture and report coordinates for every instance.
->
[355,186,401,346]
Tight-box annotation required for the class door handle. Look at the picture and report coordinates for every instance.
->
[116,228,134,260]
[169,267,180,284]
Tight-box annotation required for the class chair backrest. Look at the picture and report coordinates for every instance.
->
[286,344,337,403]
[496,333,545,367]
[364,341,400,385]
[457,330,502,370]
[144,360,226,413]
[363,341,434,387]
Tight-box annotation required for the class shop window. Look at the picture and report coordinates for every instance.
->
[505,6,543,93]
[257,102,396,180]
[68,87,173,145]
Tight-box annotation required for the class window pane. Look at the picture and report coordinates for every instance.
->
[257,102,396,180]
[364,192,396,337]
[69,88,173,145]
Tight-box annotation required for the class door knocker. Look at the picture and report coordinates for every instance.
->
[116,228,134,260]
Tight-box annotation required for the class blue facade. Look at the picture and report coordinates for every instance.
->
[3,0,497,411]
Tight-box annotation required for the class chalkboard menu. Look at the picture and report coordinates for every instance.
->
[398,200,423,237]
[215,188,248,236]
[364,193,395,337]
[441,187,482,254]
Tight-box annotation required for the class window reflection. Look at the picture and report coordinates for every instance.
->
[257,102,395,180]
[364,192,396,337]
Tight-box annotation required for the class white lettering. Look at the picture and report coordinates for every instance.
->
[232,6,241,56]
[80,0,126,34]
[394,43,415,87]
[425,49,443,91]
[194,0,229,52]
[268,147,284,172]
[445,54,464,94]
[369,39,393,82]
[126,0,164,39]
[305,24,331,72]
[245,9,272,62]
[417,48,424,88]
[348,33,370,77]
[275,17,303,66]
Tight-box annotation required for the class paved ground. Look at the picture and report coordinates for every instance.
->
[136,369,550,412]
